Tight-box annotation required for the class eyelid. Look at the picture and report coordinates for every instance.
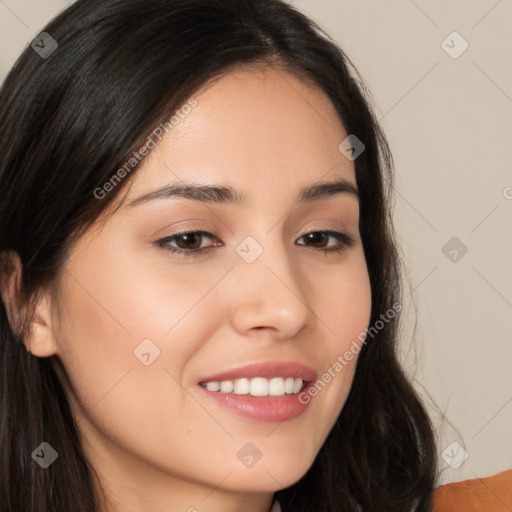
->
[154,227,357,258]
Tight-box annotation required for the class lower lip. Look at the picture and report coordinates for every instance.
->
[198,382,313,422]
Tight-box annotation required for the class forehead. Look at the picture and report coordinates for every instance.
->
[122,65,355,204]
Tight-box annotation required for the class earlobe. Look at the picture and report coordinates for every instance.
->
[0,251,59,357]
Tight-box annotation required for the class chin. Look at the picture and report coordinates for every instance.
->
[224,453,316,493]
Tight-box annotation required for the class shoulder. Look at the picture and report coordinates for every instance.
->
[431,470,512,511]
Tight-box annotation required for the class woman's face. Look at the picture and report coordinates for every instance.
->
[44,66,372,510]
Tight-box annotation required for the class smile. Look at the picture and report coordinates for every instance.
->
[199,377,306,397]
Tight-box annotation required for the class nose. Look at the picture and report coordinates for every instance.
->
[228,238,317,340]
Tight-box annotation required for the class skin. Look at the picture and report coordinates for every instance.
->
[8,66,372,512]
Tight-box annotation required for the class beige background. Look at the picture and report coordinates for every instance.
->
[1,0,511,486]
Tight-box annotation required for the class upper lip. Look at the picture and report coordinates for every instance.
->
[198,361,317,384]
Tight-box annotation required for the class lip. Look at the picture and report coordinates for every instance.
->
[197,361,317,422]
[198,361,317,384]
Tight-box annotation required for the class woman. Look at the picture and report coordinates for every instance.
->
[0,0,437,510]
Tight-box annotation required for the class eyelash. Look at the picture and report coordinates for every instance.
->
[154,229,356,258]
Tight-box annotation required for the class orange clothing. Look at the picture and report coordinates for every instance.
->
[432,470,512,511]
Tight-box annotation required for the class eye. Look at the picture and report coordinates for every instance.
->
[155,230,221,258]
[296,230,356,254]
[154,229,356,258]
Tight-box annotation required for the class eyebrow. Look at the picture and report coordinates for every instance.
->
[126,177,359,208]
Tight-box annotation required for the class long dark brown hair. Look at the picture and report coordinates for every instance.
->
[0,0,437,510]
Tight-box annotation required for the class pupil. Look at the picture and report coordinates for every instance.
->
[308,232,326,246]
[179,234,200,249]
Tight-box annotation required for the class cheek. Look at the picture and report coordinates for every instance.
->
[52,278,138,426]
[304,251,372,430]
[313,248,372,354]
[52,254,231,467]
[52,272,214,481]
[331,248,371,317]
[55,244,219,372]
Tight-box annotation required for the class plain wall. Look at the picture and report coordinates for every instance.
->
[1,0,511,487]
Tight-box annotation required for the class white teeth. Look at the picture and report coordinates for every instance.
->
[293,377,303,393]
[269,377,285,396]
[201,377,305,397]
[284,377,295,394]
[250,377,268,396]
[206,381,220,392]
[220,380,234,393]
[233,378,250,395]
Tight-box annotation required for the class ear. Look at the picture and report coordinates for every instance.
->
[0,251,59,357]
